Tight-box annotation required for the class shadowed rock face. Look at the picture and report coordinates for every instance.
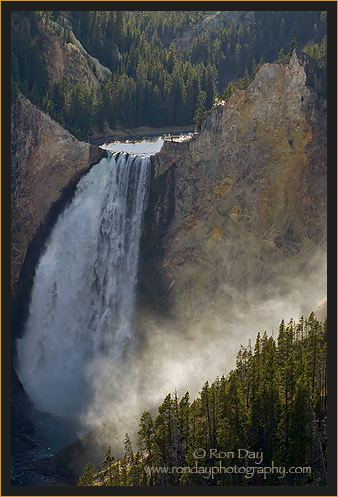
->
[141,51,327,319]
[11,95,106,304]
[10,95,107,484]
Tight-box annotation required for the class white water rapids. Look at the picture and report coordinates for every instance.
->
[16,152,150,418]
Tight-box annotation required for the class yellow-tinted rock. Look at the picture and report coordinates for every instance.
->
[205,225,223,250]
[146,52,327,318]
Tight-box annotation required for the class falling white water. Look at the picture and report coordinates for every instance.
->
[16,152,150,418]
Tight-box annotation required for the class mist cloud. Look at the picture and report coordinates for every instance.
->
[78,247,326,458]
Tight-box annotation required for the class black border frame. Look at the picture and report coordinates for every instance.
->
[2,1,337,496]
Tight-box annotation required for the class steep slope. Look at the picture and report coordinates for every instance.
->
[140,51,327,319]
[172,11,252,51]
[11,11,112,95]
[39,13,112,91]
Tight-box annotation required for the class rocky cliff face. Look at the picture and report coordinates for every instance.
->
[141,51,327,319]
[39,13,112,92]
[11,95,106,303]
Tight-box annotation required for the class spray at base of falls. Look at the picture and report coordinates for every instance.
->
[16,152,151,420]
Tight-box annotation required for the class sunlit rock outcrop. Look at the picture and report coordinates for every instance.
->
[142,51,327,318]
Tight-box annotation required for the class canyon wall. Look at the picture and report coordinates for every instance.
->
[141,51,327,319]
[11,95,106,301]
[9,50,327,484]
[11,51,327,322]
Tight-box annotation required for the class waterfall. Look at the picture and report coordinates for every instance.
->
[16,152,151,418]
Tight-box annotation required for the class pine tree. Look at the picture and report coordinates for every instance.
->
[179,391,190,457]
[137,411,158,485]
[100,445,114,485]
[193,90,207,130]
[276,319,296,458]
[154,394,173,470]
[287,373,313,470]
[78,462,95,486]
[288,37,298,55]
[277,47,285,61]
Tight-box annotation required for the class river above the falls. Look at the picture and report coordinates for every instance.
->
[100,132,194,155]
